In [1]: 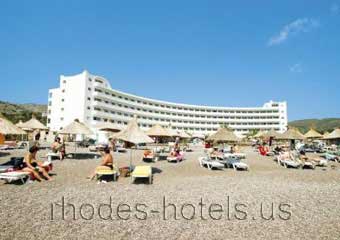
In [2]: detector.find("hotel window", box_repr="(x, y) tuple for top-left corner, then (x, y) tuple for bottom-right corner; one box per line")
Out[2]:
(88, 87), (91, 91)
(48, 101), (52, 106)
(48, 110), (51, 114)
(61, 99), (64, 102)
(63, 80), (66, 84)
(49, 92), (52, 98)
(89, 78), (92, 82)
(61, 108), (64, 111)
(47, 118), (51, 124)
(60, 117), (64, 121)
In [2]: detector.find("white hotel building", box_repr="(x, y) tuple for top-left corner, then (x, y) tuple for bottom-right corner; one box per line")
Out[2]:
(47, 70), (288, 136)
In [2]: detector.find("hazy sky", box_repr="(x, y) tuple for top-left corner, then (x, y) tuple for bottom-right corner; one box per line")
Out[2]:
(1, 0), (339, 120)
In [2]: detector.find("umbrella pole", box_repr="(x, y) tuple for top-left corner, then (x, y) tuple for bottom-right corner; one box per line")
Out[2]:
(129, 147), (133, 178)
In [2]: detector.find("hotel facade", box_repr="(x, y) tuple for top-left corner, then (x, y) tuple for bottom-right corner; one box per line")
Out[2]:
(47, 70), (288, 136)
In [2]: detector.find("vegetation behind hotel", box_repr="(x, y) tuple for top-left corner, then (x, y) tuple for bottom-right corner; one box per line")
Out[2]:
(0, 101), (47, 125)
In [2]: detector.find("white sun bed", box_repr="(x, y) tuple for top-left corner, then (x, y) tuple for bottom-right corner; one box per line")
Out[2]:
(116, 147), (127, 153)
(220, 157), (249, 171)
(167, 153), (184, 163)
(198, 157), (224, 170)
(281, 159), (301, 169)
(0, 171), (30, 184)
(223, 153), (246, 159)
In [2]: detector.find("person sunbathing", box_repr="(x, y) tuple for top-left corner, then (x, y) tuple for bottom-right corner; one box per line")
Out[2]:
(87, 147), (113, 180)
(51, 137), (66, 160)
(22, 146), (52, 181)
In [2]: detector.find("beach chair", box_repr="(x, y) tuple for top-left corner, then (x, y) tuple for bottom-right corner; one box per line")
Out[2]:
(131, 166), (152, 184)
(198, 156), (224, 170)
(142, 150), (158, 162)
(220, 157), (249, 171)
(46, 152), (61, 161)
(167, 152), (184, 163)
(116, 146), (127, 153)
(95, 166), (118, 182)
(0, 157), (25, 173)
(0, 171), (30, 184)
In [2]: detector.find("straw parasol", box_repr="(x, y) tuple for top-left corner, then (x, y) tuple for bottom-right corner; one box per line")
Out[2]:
(115, 117), (154, 145)
(0, 115), (26, 135)
(207, 128), (240, 143)
(166, 124), (180, 137)
(253, 130), (265, 138)
(17, 115), (48, 130)
(278, 128), (305, 140)
(304, 129), (322, 139)
(94, 122), (122, 132)
(146, 124), (172, 137)
(323, 129), (340, 140)
(323, 131), (330, 139)
(262, 129), (282, 139)
(178, 131), (191, 139)
(115, 116), (154, 170)
(59, 119), (93, 135)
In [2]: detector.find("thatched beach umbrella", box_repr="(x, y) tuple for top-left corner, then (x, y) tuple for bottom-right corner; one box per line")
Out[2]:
(115, 116), (154, 169)
(178, 131), (191, 139)
(59, 119), (93, 135)
(207, 128), (240, 143)
(323, 131), (330, 139)
(278, 128), (305, 140)
(253, 130), (265, 138)
(304, 129), (322, 139)
(146, 124), (172, 137)
(59, 119), (93, 151)
(0, 116), (26, 135)
(323, 129), (340, 140)
(166, 125), (180, 137)
(18, 115), (48, 130)
(262, 129), (282, 139)
(94, 122), (122, 132)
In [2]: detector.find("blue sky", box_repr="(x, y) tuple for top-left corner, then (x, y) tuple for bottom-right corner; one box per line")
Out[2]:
(1, 0), (339, 121)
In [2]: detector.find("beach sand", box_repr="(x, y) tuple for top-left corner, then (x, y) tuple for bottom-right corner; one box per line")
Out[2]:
(1, 145), (340, 240)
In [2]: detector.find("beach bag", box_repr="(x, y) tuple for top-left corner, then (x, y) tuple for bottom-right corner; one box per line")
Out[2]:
(11, 157), (25, 169)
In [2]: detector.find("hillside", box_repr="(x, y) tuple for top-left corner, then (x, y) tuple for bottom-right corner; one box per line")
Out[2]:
(0, 101), (47, 125)
(289, 118), (340, 133)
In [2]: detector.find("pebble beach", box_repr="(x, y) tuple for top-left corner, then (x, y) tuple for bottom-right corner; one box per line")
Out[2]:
(1, 145), (340, 240)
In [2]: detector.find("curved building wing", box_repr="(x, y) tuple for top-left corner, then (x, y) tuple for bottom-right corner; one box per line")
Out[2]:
(47, 70), (288, 136)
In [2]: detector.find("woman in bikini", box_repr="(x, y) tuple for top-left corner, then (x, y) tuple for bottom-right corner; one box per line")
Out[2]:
(22, 146), (52, 181)
(87, 147), (114, 180)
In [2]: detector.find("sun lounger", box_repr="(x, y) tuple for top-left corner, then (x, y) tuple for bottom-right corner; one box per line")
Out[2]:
(95, 166), (118, 182)
(300, 161), (316, 169)
(232, 162), (249, 171)
(167, 153), (184, 163)
(116, 147), (127, 153)
(220, 157), (249, 171)
(0, 171), (30, 184)
(46, 152), (61, 161)
(322, 153), (338, 162)
(314, 159), (328, 167)
(143, 155), (155, 162)
(281, 159), (301, 168)
(223, 153), (246, 159)
(0, 157), (25, 173)
(198, 157), (224, 170)
(131, 166), (152, 184)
